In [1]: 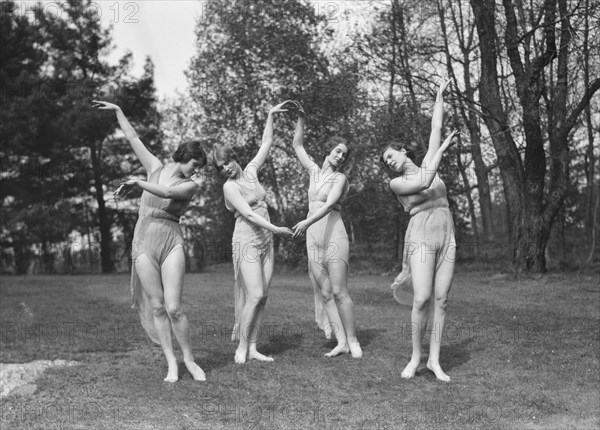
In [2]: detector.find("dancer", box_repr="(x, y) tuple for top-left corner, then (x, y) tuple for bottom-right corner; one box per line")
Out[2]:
(94, 100), (207, 382)
(289, 101), (362, 358)
(213, 101), (293, 364)
(379, 75), (459, 381)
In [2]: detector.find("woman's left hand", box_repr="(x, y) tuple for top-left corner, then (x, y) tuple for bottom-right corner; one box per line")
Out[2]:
(437, 73), (452, 97)
(114, 178), (140, 197)
(292, 219), (311, 238)
(269, 100), (291, 115)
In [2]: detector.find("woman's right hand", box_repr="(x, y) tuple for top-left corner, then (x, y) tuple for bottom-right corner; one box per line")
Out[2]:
(92, 100), (121, 111)
(275, 226), (293, 237)
(440, 129), (460, 152)
(269, 100), (291, 115)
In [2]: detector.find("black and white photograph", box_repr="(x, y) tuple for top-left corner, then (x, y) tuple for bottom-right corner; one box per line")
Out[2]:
(1, 0), (599, 428)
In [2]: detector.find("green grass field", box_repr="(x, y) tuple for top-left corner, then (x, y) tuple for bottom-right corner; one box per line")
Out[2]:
(1, 265), (599, 429)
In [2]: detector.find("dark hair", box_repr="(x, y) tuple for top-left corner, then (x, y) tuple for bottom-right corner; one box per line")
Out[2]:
(173, 140), (207, 167)
(324, 136), (351, 169)
(379, 142), (414, 169)
(211, 146), (241, 172)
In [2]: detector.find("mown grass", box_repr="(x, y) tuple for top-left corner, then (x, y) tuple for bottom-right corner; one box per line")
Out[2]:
(0, 265), (599, 429)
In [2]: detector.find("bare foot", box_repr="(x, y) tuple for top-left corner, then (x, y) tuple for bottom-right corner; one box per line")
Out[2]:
(234, 349), (247, 364)
(348, 340), (363, 358)
(184, 360), (206, 381)
(248, 350), (274, 362)
(401, 359), (420, 378)
(164, 363), (178, 382)
(324, 344), (349, 357)
(426, 361), (450, 382)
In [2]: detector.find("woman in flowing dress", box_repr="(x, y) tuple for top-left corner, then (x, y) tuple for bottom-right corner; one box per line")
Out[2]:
(213, 101), (293, 364)
(379, 76), (459, 381)
(94, 100), (207, 382)
(289, 101), (362, 358)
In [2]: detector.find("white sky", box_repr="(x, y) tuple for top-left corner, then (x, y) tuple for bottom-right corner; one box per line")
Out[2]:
(18, 1), (376, 98)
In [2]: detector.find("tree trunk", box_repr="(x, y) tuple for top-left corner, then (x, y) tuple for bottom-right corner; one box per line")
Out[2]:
(90, 142), (113, 273)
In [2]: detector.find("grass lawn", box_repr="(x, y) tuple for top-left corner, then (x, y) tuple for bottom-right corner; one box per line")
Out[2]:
(1, 264), (599, 429)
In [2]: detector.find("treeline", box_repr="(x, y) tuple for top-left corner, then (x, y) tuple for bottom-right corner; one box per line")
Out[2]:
(1, 0), (599, 275)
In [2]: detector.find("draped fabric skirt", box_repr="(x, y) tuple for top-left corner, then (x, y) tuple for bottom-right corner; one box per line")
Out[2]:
(306, 203), (349, 339)
(391, 206), (455, 308)
(130, 209), (184, 344)
(230, 204), (273, 341)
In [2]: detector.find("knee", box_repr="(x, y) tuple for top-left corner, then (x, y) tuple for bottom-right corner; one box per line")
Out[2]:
(165, 303), (184, 320)
(332, 289), (349, 304)
(413, 297), (431, 312)
(247, 292), (267, 306)
(320, 289), (334, 303)
(435, 295), (448, 312)
(149, 299), (167, 318)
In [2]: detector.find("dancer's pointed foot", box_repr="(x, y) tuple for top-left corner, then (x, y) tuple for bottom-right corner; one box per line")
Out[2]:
(248, 349), (274, 362)
(401, 358), (420, 379)
(184, 359), (206, 381)
(234, 348), (247, 364)
(348, 340), (363, 358)
(164, 363), (178, 382)
(324, 343), (349, 357)
(426, 361), (450, 382)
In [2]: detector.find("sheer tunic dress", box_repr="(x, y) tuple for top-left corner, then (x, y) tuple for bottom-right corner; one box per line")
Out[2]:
(130, 166), (193, 344)
(391, 173), (456, 307)
(224, 169), (274, 341)
(306, 171), (349, 339)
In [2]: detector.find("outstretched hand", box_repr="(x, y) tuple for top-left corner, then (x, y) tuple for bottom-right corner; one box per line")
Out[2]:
(113, 178), (140, 198)
(440, 129), (460, 152)
(92, 100), (121, 111)
(437, 73), (452, 98)
(285, 100), (305, 118)
(269, 100), (291, 115)
(276, 226), (294, 237)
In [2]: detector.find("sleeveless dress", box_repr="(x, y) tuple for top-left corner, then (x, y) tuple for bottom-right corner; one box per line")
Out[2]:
(306, 170), (349, 339)
(225, 169), (273, 341)
(391, 173), (456, 307)
(130, 166), (193, 344)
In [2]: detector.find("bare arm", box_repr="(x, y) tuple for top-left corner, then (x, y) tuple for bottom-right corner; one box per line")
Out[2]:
(390, 130), (459, 196)
(223, 182), (292, 236)
(422, 75), (451, 168)
(293, 174), (348, 237)
(292, 115), (319, 174)
(247, 101), (290, 176)
(93, 100), (161, 175)
(115, 178), (197, 200)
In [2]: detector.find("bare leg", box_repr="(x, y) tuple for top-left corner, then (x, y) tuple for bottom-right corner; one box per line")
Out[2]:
(401, 249), (435, 378)
(309, 259), (349, 357)
(329, 259), (362, 358)
(236, 255), (269, 364)
(426, 244), (455, 382)
(248, 248), (274, 362)
(134, 254), (178, 382)
(161, 247), (205, 381)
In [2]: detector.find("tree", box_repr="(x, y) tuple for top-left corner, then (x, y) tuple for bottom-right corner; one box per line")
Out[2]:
(469, 0), (600, 272)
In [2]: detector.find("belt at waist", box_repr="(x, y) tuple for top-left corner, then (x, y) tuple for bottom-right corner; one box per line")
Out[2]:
(409, 200), (449, 217)
(138, 206), (180, 222)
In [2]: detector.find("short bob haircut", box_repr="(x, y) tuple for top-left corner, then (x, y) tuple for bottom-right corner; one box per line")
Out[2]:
(173, 140), (208, 167)
(211, 146), (241, 172)
(324, 136), (351, 169)
(379, 142), (415, 170)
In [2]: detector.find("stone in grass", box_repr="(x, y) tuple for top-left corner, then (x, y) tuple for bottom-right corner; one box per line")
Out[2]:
(0, 359), (79, 397)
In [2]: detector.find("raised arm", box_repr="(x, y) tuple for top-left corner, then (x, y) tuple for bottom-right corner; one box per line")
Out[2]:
(223, 182), (292, 236)
(247, 101), (290, 176)
(292, 104), (318, 173)
(93, 101), (161, 175)
(293, 174), (348, 238)
(115, 178), (197, 201)
(390, 130), (459, 196)
(422, 75), (451, 168)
